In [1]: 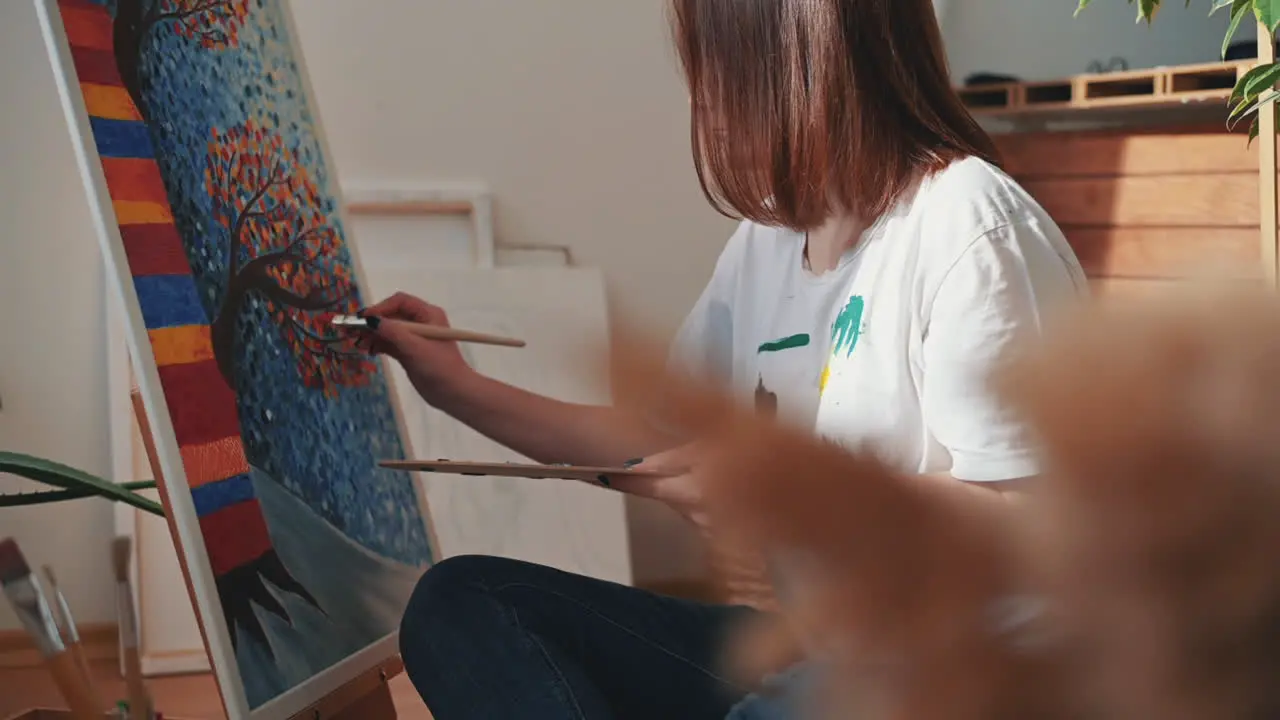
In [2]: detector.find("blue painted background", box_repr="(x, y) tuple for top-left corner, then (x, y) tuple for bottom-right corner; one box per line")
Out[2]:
(120, 0), (433, 566)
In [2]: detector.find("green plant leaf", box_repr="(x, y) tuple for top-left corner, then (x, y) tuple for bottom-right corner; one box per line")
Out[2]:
(1257, 0), (1280, 31)
(1233, 87), (1280, 122)
(1210, 0), (1237, 12)
(0, 481), (158, 509)
(1224, 0), (1253, 57)
(1139, 0), (1161, 21)
(1231, 62), (1280, 104)
(1074, 0), (1093, 17)
(0, 451), (165, 516)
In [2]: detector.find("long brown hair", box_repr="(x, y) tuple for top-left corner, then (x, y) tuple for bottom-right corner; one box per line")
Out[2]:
(669, 0), (1000, 231)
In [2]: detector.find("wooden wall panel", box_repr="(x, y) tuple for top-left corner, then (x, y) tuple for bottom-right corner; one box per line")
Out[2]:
(1067, 228), (1261, 279)
(995, 126), (1263, 290)
(1089, 276), (1264, 301)
(1021, 174), (1257, 227)
(1000, 130), (1256, 179)
(1089, 277), (1178, 301)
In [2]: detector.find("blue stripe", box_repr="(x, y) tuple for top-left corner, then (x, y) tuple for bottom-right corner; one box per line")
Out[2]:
(132, 275), (209, 328)
(191, 473), (256, 517)
(90, 117), (154, 158)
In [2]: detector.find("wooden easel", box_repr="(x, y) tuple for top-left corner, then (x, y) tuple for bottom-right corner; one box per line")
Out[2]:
(128, 390), (402, 720)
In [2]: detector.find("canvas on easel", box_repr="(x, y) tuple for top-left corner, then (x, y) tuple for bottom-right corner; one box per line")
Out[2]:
(33, 1), (440, 718)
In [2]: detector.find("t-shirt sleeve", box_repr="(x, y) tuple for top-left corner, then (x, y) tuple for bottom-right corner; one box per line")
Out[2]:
(665, 221), (746, 386)
(921, 221), (1081, 483)
(650, 222), (747, 437)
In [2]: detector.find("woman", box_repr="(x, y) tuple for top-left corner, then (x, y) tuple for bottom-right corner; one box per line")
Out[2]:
(363, 0), (1087, 718)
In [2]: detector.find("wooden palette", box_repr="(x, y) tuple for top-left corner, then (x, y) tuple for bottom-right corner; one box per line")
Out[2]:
(379, 459), (669, 485)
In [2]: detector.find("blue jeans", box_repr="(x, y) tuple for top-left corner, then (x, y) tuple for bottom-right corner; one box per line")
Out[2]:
(398, 555), (765, 720)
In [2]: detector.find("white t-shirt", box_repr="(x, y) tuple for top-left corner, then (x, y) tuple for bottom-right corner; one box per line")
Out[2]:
(667, 156), (1087, 482)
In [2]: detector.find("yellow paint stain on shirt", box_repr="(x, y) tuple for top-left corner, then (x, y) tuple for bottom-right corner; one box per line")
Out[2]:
(819, 363), (831, 394)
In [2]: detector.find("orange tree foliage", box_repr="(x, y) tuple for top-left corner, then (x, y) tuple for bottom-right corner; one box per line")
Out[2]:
(160, 0), (251, 50)
(204, 117), (375, 397)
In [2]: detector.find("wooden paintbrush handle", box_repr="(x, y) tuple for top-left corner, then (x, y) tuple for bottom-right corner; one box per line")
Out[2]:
(45, 650), (106, 720)
(391, 318), (526, 348)
(422, 325), (526, 348)
(123, 646), (152, 718)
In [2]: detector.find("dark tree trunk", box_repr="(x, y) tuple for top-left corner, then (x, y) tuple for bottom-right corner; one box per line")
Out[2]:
(209, 257), (280, 388)
(112, 0), (153, 119)
(210, 271), (251, 387)
(209, 253), (340, 388)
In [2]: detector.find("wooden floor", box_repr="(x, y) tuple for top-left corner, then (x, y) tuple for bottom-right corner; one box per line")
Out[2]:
(0, 659), (433, 719)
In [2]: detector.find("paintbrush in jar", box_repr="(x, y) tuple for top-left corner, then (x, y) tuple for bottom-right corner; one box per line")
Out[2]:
(42, 564), (96, 697)
(0, 537), (107, 720)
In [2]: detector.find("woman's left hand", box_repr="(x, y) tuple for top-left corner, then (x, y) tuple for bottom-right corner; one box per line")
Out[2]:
(608, 443), (711, 528)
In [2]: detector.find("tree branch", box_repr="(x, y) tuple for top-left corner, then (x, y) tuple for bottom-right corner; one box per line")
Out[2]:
(227, 159), (288, 281)
(155, 0), (233, 25)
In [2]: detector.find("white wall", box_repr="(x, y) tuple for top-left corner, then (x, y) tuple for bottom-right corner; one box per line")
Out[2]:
(0, 0), (1253, 631)
(944, 0), (1254, 83)
(0, 1), (117, 629)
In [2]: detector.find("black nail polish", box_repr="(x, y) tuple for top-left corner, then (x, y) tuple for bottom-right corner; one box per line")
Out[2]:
(596, 474), (611, 487)
(622, 458), (643, 469)
(364, 316), (382, 330)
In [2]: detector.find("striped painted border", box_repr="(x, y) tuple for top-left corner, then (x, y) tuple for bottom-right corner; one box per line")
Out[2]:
(58, 0), (271, 578)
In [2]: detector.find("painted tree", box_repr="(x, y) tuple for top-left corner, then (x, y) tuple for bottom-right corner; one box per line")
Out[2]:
(204, 117), (375, 397)
(113, 0), (251, 117)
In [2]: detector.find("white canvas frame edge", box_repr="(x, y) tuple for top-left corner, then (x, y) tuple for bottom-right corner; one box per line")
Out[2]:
(31, 1), (250, 716)
(32, 1), (440, 718)
(342, 180), (496, 269)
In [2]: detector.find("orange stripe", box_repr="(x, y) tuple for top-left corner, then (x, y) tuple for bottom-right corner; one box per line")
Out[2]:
(113, 200), (173, 225)
(181, 437), (251, 489)
(148, 325), (214, 367)
(80, 83), (142, 121)
(60, 6), (114, 52)
(102, 158), (169, 205)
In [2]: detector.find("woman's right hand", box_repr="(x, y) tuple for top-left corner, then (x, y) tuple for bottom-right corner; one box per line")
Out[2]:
(361, 292), (477, 404)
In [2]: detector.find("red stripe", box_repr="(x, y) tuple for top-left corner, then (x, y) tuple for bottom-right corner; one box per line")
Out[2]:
(120, 224), (192, 276)
(60, 5), (114, 52)
(199, 500), (272, 576)
(69, 46), (123, 87)
(158, 361), (242, 446)
(102, 157), (170, 204)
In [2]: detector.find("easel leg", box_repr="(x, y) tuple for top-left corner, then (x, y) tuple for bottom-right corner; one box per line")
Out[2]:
(330, 682), (396, 720)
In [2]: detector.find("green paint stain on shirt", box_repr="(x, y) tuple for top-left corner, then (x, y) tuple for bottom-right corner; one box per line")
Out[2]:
(831, 296), (865, 357)
(757, 333), (811, 353)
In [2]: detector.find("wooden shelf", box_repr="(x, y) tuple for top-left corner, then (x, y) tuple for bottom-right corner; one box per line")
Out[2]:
(959, 60), (1255, 117)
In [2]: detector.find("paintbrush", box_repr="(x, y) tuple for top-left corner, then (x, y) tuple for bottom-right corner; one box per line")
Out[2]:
(42, 564), (95, 697)
(331, 314), (526, 348)
(113, 536), (153, 720)
(0, 537), (106, 719)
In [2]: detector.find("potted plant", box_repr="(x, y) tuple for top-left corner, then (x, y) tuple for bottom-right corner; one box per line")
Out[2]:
(1076, 0), (1280, 141)
(0, 451), (164, 516)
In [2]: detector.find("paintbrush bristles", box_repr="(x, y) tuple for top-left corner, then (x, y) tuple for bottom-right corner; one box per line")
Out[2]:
(111, 537), (131, 584)
(0, 537), (31, 585)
